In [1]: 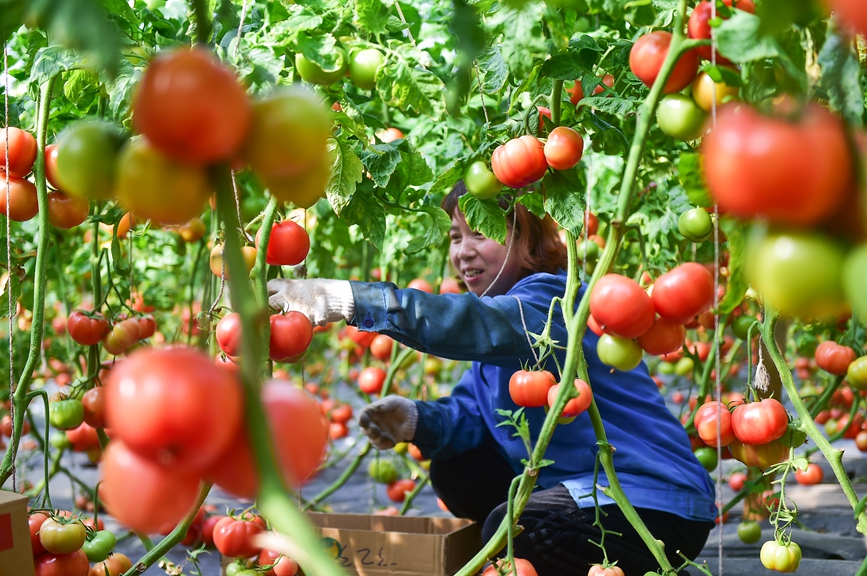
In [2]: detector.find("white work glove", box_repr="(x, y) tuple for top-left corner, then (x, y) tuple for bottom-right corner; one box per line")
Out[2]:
(267, 278), (355, 327)
(358, 396), (419, 450)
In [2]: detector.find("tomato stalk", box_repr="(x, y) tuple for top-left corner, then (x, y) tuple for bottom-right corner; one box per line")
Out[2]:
(550, 79), (563, 127)
(761, 305), (867, 536)
(398, 474), (430, 515)
(307, 443), (372, 508)
(0, 75), (57, 487)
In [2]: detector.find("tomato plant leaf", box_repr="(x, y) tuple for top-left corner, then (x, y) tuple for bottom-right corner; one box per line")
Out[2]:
(343, 186), (387, 250)
(104, 58), (141, 119)
(327, 133), (365, 216)
(30, 46), (79, 86)
(578, 95), (638, 116)
(376, 58), (446, 118)
(406, 206), (451, 253)
(100, 0), (139, 27)
(296, 32), (343, 72)
(477, 48), (508, 94)
(62, 69), (99, 104)
(543, 169), (586, 234)
(459, 194), (507, 244)
(0, 271), (20, 320)
(818, 26), (863, 128)
(429, 164), (464, 198)
(676, 153), (711, 208)
(272, 6), (323, 36)
(719, 218), (748, 314)
(518, 190), (546, 220)
(489, 4), (547, 80)
(716, 11), (780, 63)
(361, 142), (402, 188)
(355, 0), (391, 36)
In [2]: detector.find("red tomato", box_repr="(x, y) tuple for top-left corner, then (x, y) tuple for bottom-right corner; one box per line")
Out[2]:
(702, 103), (851, 226)
(439, 277), (461, 294)
(490, 135), (549, 189)
(30, 511), (50, 555)
(589, 274), (655, 338)
(650, 263), (714, 324)
(81, 387), (107, 429)
(330, 405), (356, 428)
(386, 478), (416, 503)
(329, 421), (349, 439)
(855, 430), (867, 452)
(833, 0), (867, 37)
(66, 422), (99, 452)
(137, 315), (156, 339)
(587, 313), (604, 336)
(270, 312), (313, 361)
(111, 318), (142, 349)
(0, 127), (37, 177)
(537, 106), (552, 126)
(216, 312), (242, 356)
(408, 278), (434, 293)
(509, 370), (556, 408)
(814, 341), (856, 376)
(359, 367), (387, 395)
(47, 191), (89, 229)
(544, 126), (584, 171)
(728, 471), (747, 491)
(257, 220), (310, 266)
(548, 379), (592, 418)
(731, 398), (788, 445)
(213, 515), (265, 559)
(100, 440), (201, 534)
(584, 211), (599, 237)
(89, 552), (134, 576)
(258, 549), (300, 576)
(67, 311), (110, 346)
(369, 334), (394, 361)
(637, 317), (686, 356)
(795, 462), (824, 485)
(483, 558), (539, 576)
(133, 46), (251, 164)
(565, 81), (583, 105)
(35, 550), (89, 576)
(588, 565), (625, 576)
(105, 347), (243, 473)
(694, 401), (735, 447)
(729, 438), (788, 469)
(836, 413), (864, 439)
(629, 31), (699, 93)
(44, 143), (63, 189)
(688, 0), (756, 63)
(0, 176), (38, 221)
(346, 325), (377, 348)
(376, 127), (404, 143)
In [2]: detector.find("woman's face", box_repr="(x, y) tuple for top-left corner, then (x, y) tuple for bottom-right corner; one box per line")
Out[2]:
(449, 212), (522, 297)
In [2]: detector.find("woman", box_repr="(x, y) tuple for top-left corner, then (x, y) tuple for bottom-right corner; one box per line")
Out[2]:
(268, 183), (715, 575)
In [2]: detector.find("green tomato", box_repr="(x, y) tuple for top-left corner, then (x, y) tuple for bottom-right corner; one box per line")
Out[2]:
(50, 431), (73, 450)
(349, 49), (385, 90)
(677, 208), (713, 242)
(760, 540), (801, 573)
(82, 530), (117, 562)
(464, 161), (502, 199)
(393, 442), (408, 455)
(747, 230), (847, 320)
(656, 94), (708, 141)
(656, 361), (676, 375)
(49, 399), (85, 431)
(295, 48), (347, 86)
(843, 244), (867, 320)
(368, 459), (398, 484)
(693, 447), (718, 471)
(596, 334), (643, 372)
(576, 239), (600, 263)
(847, 356), (867, 390)
(145, 0), (165, 9)
(674, 357), (694, 376)
(225, 563), (252, 576)
(55, 120), (125, 200)
(737, 521), (762, 544)
(731, 315), (756, 340)
(825, 419), (838, 436)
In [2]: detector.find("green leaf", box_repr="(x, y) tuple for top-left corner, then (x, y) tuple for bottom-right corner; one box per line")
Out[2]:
(355, 0), (391, 36)
(274, 7), (323, 34)
(111, 232), (131, 276)
(716, 11), (780, 62)
(0, 271), (20, 320)
(406, 206), (450, 253)
(518, 190), (546, 219)
(296, 33), (343, 72)
(677, 153), (712, 207)
(719, 218), (748, 315)
(818, 25), (863, 128)
(343, 186), (387, 250)
(100, 0), (139, 26)
(62, 69), (99, 103)
(490, 4), (547, 80)
(361, 142), (402, 188)
(429, 164), (464, 198)
(625, 0), (656, 26)
(477, 48), (508, 94)
(326, 133), (365, 216)
(104, 58), (141, 119)
(30, 46), (79, 86)
(542, 170), (585, 233)
(459, 194), (507, 244)
(376, 59), (446, 118)
(578, 96), (639, 116)
(540, 53), (586, 80)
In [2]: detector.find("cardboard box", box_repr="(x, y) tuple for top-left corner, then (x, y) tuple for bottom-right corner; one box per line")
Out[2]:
(0, 490), (34, 576)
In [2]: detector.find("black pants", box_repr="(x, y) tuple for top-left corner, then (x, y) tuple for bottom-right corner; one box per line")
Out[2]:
(429, 446), (714, 576)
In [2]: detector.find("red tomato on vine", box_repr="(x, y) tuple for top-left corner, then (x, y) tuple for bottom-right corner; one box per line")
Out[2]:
(0, 127), (37, 177)
(270, 312), (314, 361)
(257, 220), (310, 266)
(731, 398), (788, 445)
(629, 31), (699, 93)
(213, 515), (266, 559)
(589, 274), (655, 339)
(509, 370), (556, 408)
(814, 341), (856, 376)
(687, 0), (756, 63)
(490, 135), (548, 189)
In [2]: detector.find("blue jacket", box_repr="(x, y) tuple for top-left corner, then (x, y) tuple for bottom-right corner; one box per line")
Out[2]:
(350, 271), (716, 522)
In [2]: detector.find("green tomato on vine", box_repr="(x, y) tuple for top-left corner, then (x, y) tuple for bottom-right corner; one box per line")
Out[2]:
(464, 161), (502, 199)
(678, 208), (713, 242)
(349, 48), (385, 90)
(295, 47), (347, 86)
(737, 521), (761, 544)
(656, 94), (707, 141)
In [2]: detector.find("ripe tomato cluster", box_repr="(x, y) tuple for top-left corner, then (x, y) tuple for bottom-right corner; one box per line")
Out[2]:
(29, 509), (126, 576)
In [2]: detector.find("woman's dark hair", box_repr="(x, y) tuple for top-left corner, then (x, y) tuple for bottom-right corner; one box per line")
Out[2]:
(441, 181), (568, 278)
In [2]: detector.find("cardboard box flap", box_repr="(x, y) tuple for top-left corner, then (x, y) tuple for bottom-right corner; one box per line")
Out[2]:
(309, 513), (474, 536)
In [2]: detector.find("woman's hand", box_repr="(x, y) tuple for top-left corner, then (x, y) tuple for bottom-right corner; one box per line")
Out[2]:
(358, 396), (419, 450)
(266, 278), (355, 326)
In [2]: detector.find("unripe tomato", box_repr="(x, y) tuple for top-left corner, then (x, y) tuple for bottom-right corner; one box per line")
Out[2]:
(728, 438), (787, 469)
(678, 208), (713, 242)
(210, 243), (258, 279)
(133, 46), (251, 164)
(509, 369), (556, 408)
(656, 95), (707, 141)
(55, 120), (124, 200)
(257, 220), (310, 266)
(688, 0), (756, 63)
(295, 48), (347, 86)
(737, 521), (762, 544)
(49, 399), (85, 431)
(843, 244), (867, 319)
(262, 149), (331, 209)
(694, 446), (718, 471)
(177, 217), (206, 242)
(368, 460), (399, 484)
(589, 274), (655, 339)
(464, 161), (502, 199)
(490, 135), (548, 189)
(760, 540), (801, 573)
(691, 71), (739, 113)
(596, 335), (643, 371)
(0, 176), (38, 222)
(543, 126), (584, 171)
(629, 32), (699, 93)
(0, 126), (37, 177)
(47, 191), (90, 229)
(349, 49), (385, 90)
(847, 356), (867, 390)
(39, 517), (86, 554)
(814, 341), (856, 375)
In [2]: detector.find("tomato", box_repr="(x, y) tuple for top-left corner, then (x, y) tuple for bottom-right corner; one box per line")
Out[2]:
(205, 380), (328, 496)
(295, 47), (347, 86)
(760, 540), (801, 573)
(210, 243), (258, 279)
(213, 515), (265, 559)
(565, 80), (584, 105)
(694, 401), (735, 447)
(548, 379), (592, 417)
(88, 552), (133, 576)
(55, 120), (124, 200)
(80, 387), (106, 429)
(258, 549), (300, 576)
(637, 317), (685, 356)
(677, 207), (713, 243)
(39, 517), (86, 554)
(350, 48), (385, 90)
(651, 263), (714, 324)
(596, 334), (643, 371)
(731, 315), (756, 340)
(137, 315), (156, 339)
(201, 515), (222, 548)
(116, 139), (210, 225)
(359, 366), (387, 394)
(731, 398), (788, 446)
(833, 0), (867, 36)
(688, 0), (756, 63)
(702, 103), (851, 226)
(257, 220), (310, 266)
(408, 278), (433, 293)
(490, 135), (549, 189)
(747, 230), (846, 320)
(386, 478), (416, 503)
(66, 422), (99, 452)
(0, 176), (38, 221)
(35, 550), (89, 576)
(464, 161), (502, 199)
(629, 32), (699, 93)
(728, 471), (747, 491)
(728, 438), (788, 469)
(81, 530), (116, 562)
(543, 126), (584, 171)
(376, 127), (404, 143)
(243, 86), (331, 178)
(369, 459), (399, 484)
(46, 191), (89, 229)
(370, 334), (394, 361)
(509, 370), (556, 408)
(261, 149), (330, 208)
(106, 347), (243, 473)
(691, 71), (739, 113)
(855, 429), (867, 452)
(270, 312), (314, 361)
(216, 312), (242, 356)
(587, 565), (624, 576)
(795, 462), (823, 485)
(694, 446), (718, 471)
(44, 142), (62, 189)
(30, 511), (49, 555)
(590, 274), (655, 338)
(843, 244), (867, 318)
(49, 399), (85, 431)
(656, 94), (707, 141)
(847, 356), (867, 390)
(0, 126), (37, 177)
(133, 46), (250, 164)
(111, 318), (142, 349)
(814, 341), (856, 375)
(66, 311), (109, 346)
(346, 325), (377, 348)
(175, 217), (206, 243)
(737, 521), (762, 544)
(483, 558), (539, 576)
